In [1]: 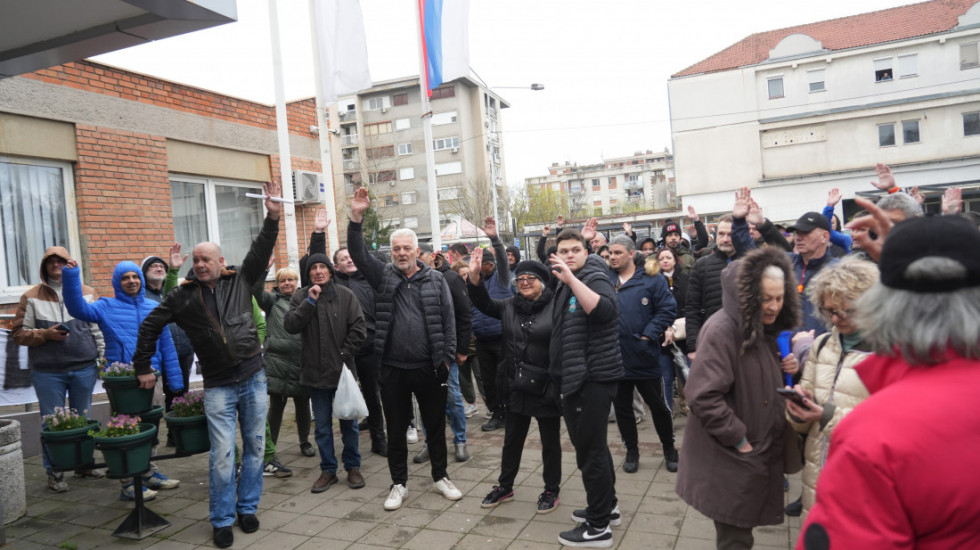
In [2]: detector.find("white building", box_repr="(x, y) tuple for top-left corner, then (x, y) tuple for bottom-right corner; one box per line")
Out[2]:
(668, 0), (980, 221)
(328, 75), (508, 242)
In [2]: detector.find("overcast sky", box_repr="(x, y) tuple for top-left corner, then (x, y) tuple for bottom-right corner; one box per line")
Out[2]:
(92, 0), (909, 187)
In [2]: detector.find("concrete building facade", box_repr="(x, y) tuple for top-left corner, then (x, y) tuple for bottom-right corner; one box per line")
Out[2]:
(668, 0), (980, 221)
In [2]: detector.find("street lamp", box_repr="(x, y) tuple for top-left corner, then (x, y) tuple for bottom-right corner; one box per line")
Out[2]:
(491, 83), (545, 91)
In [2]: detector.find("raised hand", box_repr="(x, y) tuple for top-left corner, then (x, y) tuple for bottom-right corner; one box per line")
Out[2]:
(732, 187), (752, 219)
(845, 197), (894, 262)
(581, 218), (598, 243)
(556, 215), (565, 228)
(351, 187), (370, 222)
(827, 188), (843, 207)
(264, 181), (282, 220)
(622, 222), (632, 234)
(169, 243), (187, 269)
(308, 284), (321, 301)
(549, 253), (574, 285)
(65, 259), (78, 269)
(942, 187), (963, 215)
(871, 163), (896, 191)
(314, 208), (330, 232)
(687, 205), (699, 222)
(542, 224), (551, 238)
(482, 216), (498, 239)
(468, 247), (484, 285)
(746, 199), (765, 226)
(909, 186), (925, 205)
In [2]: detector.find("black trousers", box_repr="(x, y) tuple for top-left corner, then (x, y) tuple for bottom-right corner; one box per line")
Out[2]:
(563, 381), (617, 528)
(714, 521), (754, 549)
(163, 353), (194, 411)
(498, 412), (561, 492)
(613, 378), (675, 450)
(268, 393), (311, 445)
(380, 364), (448, 485)
(355, 351), (385, 444)
(475, 337), (505, 420)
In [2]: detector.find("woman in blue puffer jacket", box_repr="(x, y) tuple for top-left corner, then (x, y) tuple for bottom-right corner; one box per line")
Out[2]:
(62, 259), (183, 500)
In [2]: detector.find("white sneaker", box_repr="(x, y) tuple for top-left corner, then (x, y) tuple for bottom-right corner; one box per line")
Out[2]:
(433, 477), (463, 501)
(464, 403), (478, 418)
(384, 484), (408, 511)
(406, 426), (419, 444)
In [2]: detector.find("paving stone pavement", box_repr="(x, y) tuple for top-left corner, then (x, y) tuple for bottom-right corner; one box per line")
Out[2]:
(4, 403), (802, 549)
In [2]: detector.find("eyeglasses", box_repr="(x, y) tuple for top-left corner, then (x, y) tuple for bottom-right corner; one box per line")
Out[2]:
(819, 307), (854, 319)
(515, 276), (539, 285)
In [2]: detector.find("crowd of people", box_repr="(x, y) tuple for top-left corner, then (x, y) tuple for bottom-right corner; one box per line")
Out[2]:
(10, 164), (980, 549)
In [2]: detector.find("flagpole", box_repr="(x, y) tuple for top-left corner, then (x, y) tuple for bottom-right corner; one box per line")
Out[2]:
(268, 0), (300, 269)
(415, 0), (442, 250)
(308, 0), (341, 253)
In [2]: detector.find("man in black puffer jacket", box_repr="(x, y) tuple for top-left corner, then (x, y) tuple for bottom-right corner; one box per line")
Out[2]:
(548, 228), (623, 548)
(685, 215), (738, 359)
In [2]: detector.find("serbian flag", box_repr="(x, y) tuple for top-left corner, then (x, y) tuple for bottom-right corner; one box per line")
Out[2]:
(315, 0), (373, 104)
(418, 0), (470, 93)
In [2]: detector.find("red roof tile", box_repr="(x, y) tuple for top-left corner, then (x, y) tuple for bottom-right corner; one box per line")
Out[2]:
(672, 0), (979, 77)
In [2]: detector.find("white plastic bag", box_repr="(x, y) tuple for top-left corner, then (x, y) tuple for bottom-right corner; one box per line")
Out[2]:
(333, 364), (369, 420)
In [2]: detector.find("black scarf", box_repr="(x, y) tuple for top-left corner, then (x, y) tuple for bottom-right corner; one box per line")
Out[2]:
(513, 286), (554, 317)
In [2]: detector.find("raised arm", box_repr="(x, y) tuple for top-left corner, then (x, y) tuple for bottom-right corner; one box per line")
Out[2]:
(239, 182), (282, 288)
(346, 187), (386, 290)
(731, 188), (758, 257)
(482, 216), (512, 289)
(61, 262), (103, 324)
(688, 206), (709, 250)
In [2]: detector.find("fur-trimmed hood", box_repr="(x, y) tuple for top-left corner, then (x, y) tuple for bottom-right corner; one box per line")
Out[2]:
(720, 247), (800, 353)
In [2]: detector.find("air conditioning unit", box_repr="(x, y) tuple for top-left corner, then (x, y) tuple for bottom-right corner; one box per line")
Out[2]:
(291, 170), (322, 204)
(339, 111), (347, 120)
(451, 147), (459, 154)
(381, 107), (389, 114)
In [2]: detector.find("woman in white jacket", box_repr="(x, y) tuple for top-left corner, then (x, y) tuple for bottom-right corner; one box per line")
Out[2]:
(786, 256), (880, 522)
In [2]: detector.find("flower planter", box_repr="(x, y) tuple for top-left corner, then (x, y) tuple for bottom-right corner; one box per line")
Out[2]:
(164, 413), (209, 455)
(102, 373), (159, 415)
(95, 424), (157, 478)
(40, 420), (99, 471)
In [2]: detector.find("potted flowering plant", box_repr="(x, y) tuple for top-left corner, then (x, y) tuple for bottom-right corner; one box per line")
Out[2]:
(165, 391), (209, 455)
(39, 407), (99, 470)
(99, 360), (158, 415)
(94, 414), (157, 477)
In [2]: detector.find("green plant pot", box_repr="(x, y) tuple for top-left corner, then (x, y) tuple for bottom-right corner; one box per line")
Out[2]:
(40, 420), (99, 471)
(164, 412), (210, 455)
(95, 424), (157, 478)
(102, 372), (159, 415)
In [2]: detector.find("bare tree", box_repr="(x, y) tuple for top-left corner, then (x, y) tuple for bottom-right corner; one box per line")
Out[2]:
(511, 182), (569, 233)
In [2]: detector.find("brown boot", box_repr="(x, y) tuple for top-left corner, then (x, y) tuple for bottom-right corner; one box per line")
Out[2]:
(347, 468), (365, 489)
(311, 471), (337, 493)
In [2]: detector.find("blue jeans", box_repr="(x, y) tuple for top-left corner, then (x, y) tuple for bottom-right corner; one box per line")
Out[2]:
(421, 362), (467, 444)
(309, 387), (360, 474)
(658, 352), (676, 411)
(204, 370), (268, 528)
(32, 366), (98, 474)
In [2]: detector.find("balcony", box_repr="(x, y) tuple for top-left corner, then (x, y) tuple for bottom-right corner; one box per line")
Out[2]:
(341, 134), (359, 147)
(343, 159), (360, 171)
(626, 191), (644, 203)
(625, 179), (643, 190)
(568, 185), (584, 195)
(339, 110), (357, 123)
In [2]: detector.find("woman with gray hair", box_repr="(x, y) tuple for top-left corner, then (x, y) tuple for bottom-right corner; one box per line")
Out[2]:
(784, 256), (879, 522)
(801, 214), (980, 550)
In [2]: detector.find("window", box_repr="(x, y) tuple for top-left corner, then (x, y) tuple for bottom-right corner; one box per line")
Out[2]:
(383, 195), (399, 207)
(964, 112), (980, 136)
(902, 120), (920, 144)
(369, 171), (396, 184)
(364, 121), (392, 135)
(393, 93), (408, 106)
(401, 191), (417, 204)
(438, 187), (460, 200)
(366, 145), (394, 160)
(898, 54), (918, 77)
(609, 176), (617, 187)
(961, 42), (979, 70)
(593, 200), (603, 206)
(435, 161), (462, 176)
(432, 136), (460, 151)
(874, 58), (893, 82)
(432, 111), (458, 126)
(397, 143), (413, 155)
(609, 198), (618, 205)
(170, 176), (263, 268)
(767, 77), (784, 99)
(0, 158), (78, 294)
(878, 123), (896, 147)
(430, 86), (455, 100)
(808, 69), (826, 92)
(388, 218), (401, 228)
(591, 178), (600, 190)
(364, 96), (390, 111)
(399, 167), (415, 180)
(395, 118), (410, 131)
(403, 217), (419, 229)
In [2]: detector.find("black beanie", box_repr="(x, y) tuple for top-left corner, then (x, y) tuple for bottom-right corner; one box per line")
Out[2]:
(879, 215), (980, 292)
(141, 256), (168, 277)
(306, 253), (335, 279)
(661, 221), (681, 241)
(514, 260), (550, 284)
(506, 246), (521, 263)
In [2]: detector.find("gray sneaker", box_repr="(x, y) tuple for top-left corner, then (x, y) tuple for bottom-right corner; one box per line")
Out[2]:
(263, 457), (293, 478)
(455, 442), (470, 462)
(413, 443), (430, 463)
(48, 473), (68, 493)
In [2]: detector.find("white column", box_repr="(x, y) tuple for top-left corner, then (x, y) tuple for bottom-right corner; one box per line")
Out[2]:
(307, 0), (341, 253)
(268, 0), (299, 268)
(416, 6), (441, 249)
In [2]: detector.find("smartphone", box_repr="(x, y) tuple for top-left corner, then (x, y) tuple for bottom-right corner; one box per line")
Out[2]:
(55, 324), (71, 334)
(776, 387), (805, 406)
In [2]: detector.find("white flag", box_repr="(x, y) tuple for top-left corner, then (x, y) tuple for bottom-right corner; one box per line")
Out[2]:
(315, 0), (372, 104)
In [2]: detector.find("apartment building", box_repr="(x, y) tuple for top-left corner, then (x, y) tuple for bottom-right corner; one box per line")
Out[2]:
(668, 0), (980, 221)
(328, 76), (508, 242)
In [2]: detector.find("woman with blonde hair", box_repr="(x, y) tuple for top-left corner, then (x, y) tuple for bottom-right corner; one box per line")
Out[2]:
(785, 256), (880, 521)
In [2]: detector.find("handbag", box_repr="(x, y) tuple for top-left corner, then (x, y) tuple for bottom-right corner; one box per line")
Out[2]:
(671, 318), (687, 341)
(511, 361), (550, 396)
(333, 364), (369, 420)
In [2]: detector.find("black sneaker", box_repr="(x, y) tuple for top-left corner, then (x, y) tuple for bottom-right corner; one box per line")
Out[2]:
(558, 522), (613, 548)
(537, 491), (560, 514)
(481, 485), (514, 508)
(664, 447), (679, 473)
(481, 417), (505, 432)
(237, 513), (259, 533)
(571, 504), (621, 527)
(300, 442), (316, 457)
(213, 526), (234, 548)
(622, 448), (639, 473)
(371, 440), (389, 457)
(785, 496), (803, 517)
(263, 458), (293, 478)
